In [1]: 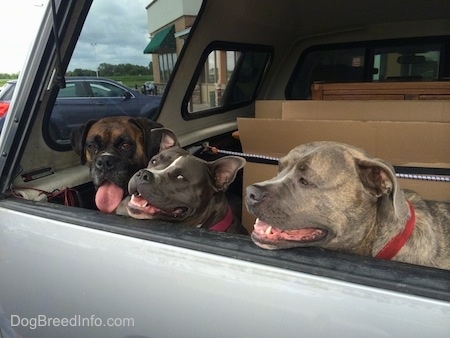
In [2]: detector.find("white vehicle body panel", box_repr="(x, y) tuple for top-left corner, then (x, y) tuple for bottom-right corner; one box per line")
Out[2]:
(1, 205), (449, 338)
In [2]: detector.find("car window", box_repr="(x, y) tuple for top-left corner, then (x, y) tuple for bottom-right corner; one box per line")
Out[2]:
(373, 44), (441, 81)
(88, 81), (128, 98)
(0, 82), (16, 101)
(58, 82), (86, 98)
(42, 0), (173, 150)
(286, 36), (450, 99)
(287, 47), (365, 99)
(0, 82), (17, 119)
(185, 44), (272, 116)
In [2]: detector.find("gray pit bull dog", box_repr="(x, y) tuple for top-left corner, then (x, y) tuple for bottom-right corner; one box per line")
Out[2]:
(125, 147), (247, 233)
(245, 141), (450, 270)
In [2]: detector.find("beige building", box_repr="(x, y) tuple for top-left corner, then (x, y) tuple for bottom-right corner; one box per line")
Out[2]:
(144, 0), (202, 91)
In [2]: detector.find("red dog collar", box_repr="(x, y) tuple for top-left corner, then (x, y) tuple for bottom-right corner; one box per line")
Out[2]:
(210, 207), (233, 232)
(375, 201), (416, 260)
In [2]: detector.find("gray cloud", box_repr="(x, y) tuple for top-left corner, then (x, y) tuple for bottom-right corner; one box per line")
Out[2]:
(68, 0), (152, 71)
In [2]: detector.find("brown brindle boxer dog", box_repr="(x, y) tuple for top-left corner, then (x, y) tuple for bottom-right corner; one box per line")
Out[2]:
(70, 116), (178, 214)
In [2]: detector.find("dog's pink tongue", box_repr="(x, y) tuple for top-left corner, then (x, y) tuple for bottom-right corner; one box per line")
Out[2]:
(95, 181), (124, 213)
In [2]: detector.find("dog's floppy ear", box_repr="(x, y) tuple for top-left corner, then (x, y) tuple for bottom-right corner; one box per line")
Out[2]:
(129, 118), (179, 159)
(356, 157), (409, 220)
(208, 156), (246, 192)
(70, 119), (98, 165)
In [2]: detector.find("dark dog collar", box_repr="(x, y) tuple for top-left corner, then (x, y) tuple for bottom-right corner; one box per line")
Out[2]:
(375, 201), (416, 260)
(209, 207), (233, 232)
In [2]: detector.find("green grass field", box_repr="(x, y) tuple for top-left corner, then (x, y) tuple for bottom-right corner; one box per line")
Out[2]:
(108, 75), (153, 89)
(0, 78), (15, 87)
(1, 75), (153, 90)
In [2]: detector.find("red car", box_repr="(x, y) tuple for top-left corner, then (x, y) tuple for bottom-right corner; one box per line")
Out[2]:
(0, 79), (16, 118)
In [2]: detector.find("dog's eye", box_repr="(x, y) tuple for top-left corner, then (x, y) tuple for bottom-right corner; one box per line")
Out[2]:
(176, 174), (185, 180)
(299, 177), (309, 186)
(121, 142), (132, 150)
(149, 159), (157, 166)
(87, 143), (98, 152)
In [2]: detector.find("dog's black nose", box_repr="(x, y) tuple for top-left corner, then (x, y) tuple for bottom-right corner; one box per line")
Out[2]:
(135, 169), (154, 183)
(246, 184), (266, 206)
(95, 155), (119, 171)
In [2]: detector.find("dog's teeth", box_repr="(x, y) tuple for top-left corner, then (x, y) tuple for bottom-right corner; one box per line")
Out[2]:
(265, 226), (272, 235)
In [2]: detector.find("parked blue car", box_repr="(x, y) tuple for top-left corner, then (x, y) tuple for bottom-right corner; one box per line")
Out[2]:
(0, 77), (161, 141)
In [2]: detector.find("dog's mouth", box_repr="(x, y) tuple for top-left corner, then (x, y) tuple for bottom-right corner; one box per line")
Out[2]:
(251, 218), (328, 250)
(126, 193), (188, 220)
(95, 180), (125, 214)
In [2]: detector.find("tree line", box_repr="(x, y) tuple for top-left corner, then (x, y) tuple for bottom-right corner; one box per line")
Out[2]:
(0, 73), (19, 79)
(67, 62), (153, 77)
(1, 63), (153, 79)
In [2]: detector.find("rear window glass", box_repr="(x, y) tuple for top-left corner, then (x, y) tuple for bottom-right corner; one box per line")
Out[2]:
(373, 44), (441, 81)
(286, 37), (450, 99)
(287, 47), (365, 99)
(58, 82), (84, 98)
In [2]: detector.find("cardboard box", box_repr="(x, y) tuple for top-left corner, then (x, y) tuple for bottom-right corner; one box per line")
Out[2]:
(239, 100), (450, 232)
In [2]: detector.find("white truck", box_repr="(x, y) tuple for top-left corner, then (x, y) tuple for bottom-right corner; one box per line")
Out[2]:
(0, 1), (449, 337)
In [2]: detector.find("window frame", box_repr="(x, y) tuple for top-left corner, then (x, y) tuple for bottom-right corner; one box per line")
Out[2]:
(181, 41), (273, 120)
(286, 36), (450, 99)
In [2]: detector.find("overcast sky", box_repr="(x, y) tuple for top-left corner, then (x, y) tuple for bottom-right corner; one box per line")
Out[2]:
(0, 0), (152, 74)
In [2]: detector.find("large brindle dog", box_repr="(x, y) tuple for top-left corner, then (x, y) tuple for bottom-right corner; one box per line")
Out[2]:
(70, 116), (178, 214)
(245, 141), (450, 270)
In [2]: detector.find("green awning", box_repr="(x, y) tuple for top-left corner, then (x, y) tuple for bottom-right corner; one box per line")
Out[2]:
(143, 25), (175, 54)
